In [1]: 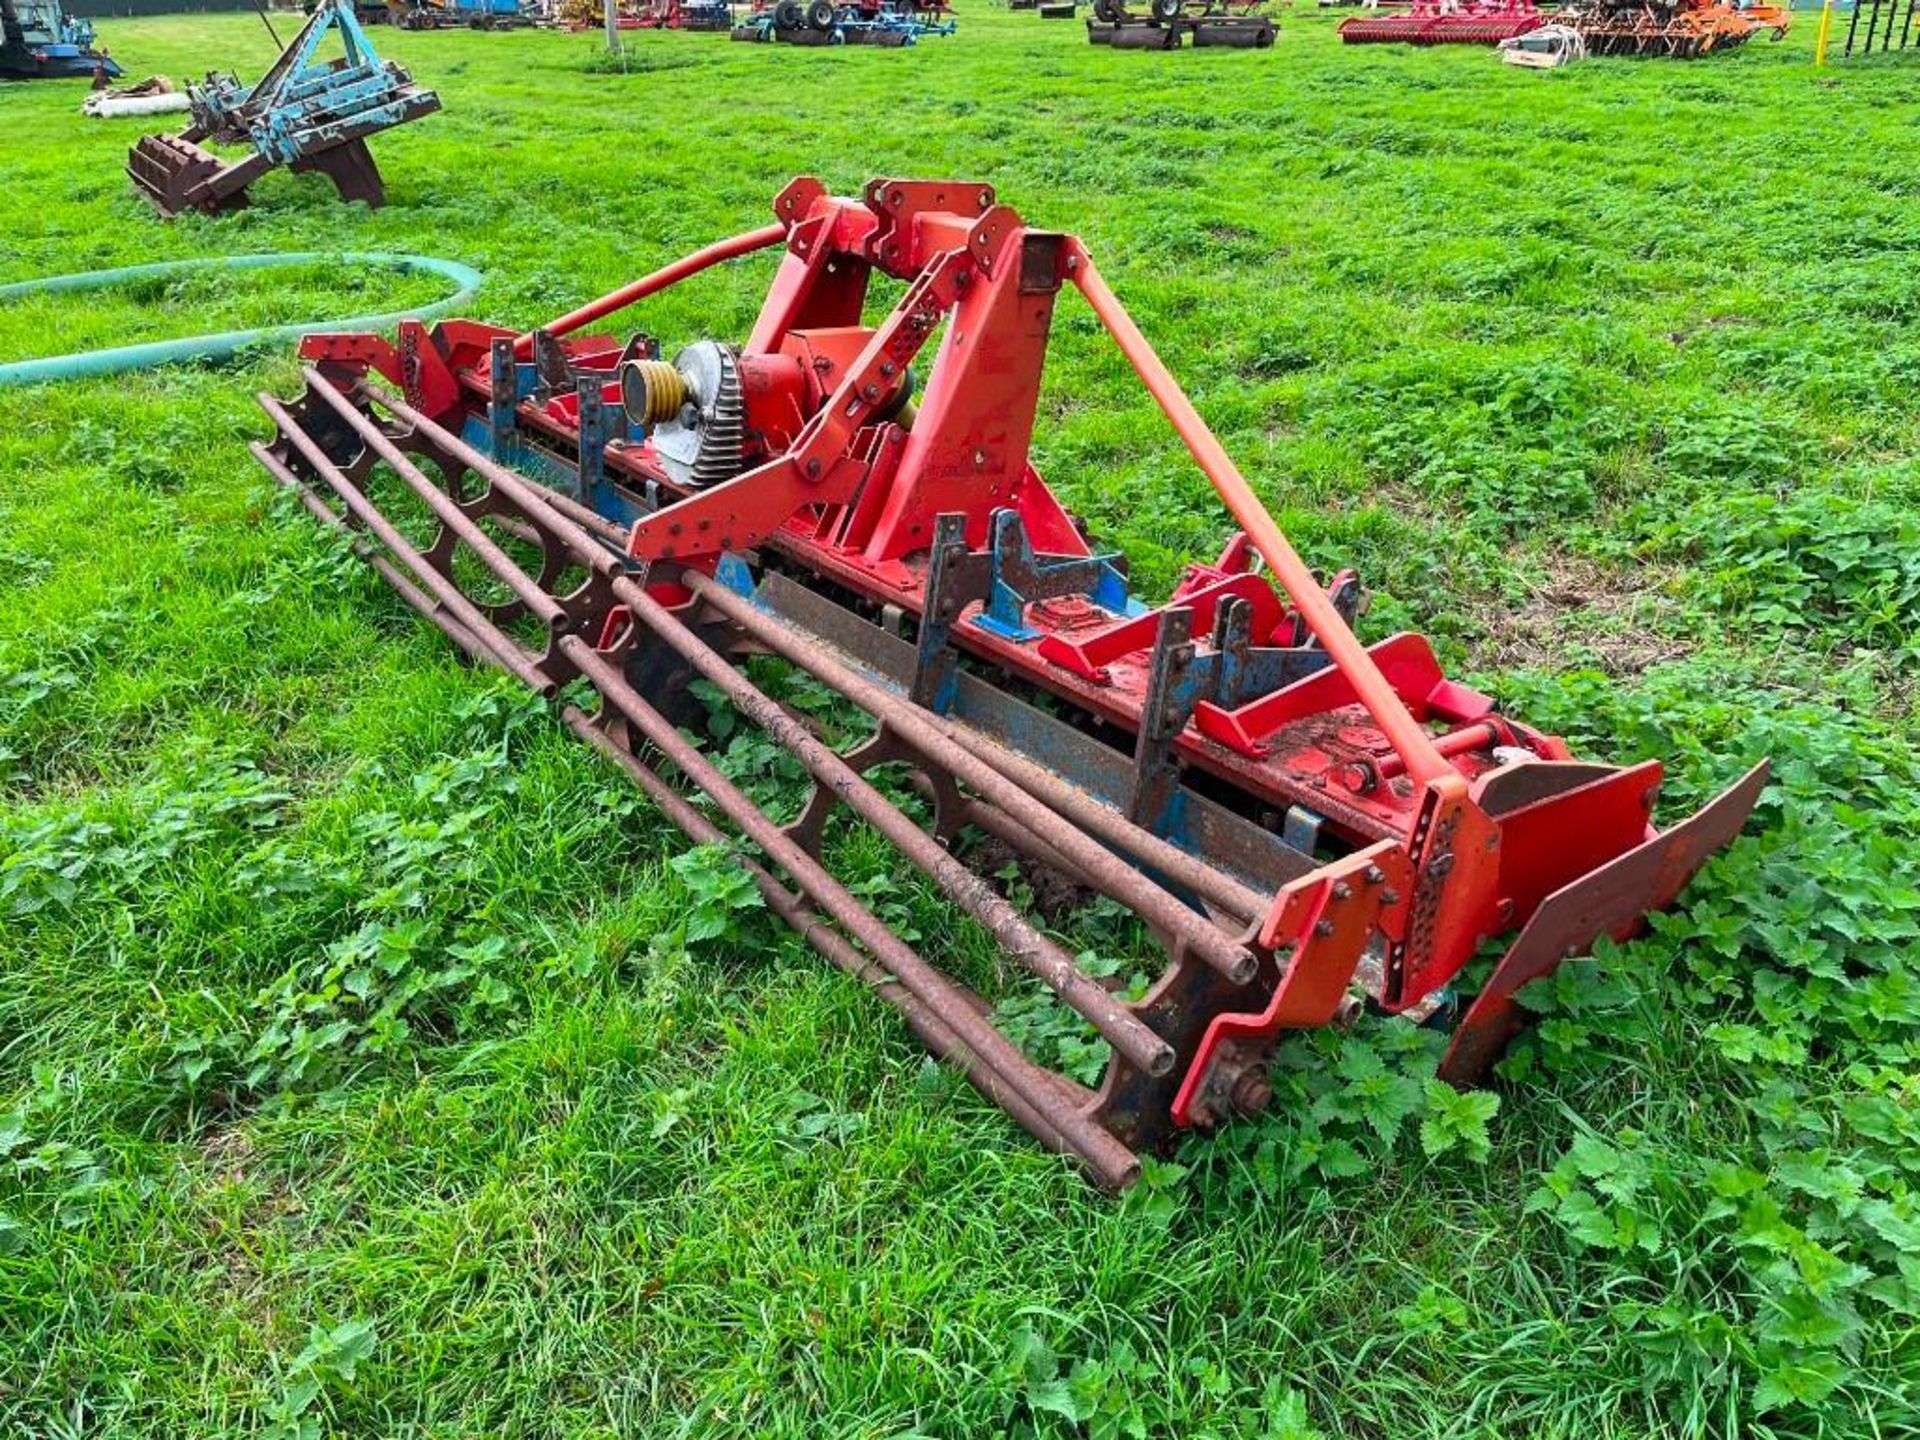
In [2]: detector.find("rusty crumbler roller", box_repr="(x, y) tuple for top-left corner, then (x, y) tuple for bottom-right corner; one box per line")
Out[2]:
(251, 178), (1767, 1191)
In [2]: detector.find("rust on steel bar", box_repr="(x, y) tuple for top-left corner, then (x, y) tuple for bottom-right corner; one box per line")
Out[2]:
(253, 441), (492, 662)
(300, 370), (569, 632)
(522, 479), (633, 550)
(933, 721), (1266, 927)
(1066, 242), (1451, 791)
(682, 571), (1260, 984)
(365, 383), (635, 583)
(603, 589), (1175, 1078)
(256, 393), (558, 697)
(369, 381), (1247, 1002)
(928, 785), (1116, 908)
(558, 633), (1143, 1190)
(373, 378), (1259, 979)
(514, 222), (789, 360)
(560, 707), (1115, 1183)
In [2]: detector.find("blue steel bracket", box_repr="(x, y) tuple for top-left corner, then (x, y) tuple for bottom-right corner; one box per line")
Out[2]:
(530, 329), (577, 401)
(1282, 805), (1324, 858)
(911, 513), (993, 714)
(972, 508), (1135, 642)
(716, 551), (759, 600)
(487, 338), (525, 459)
(576, 378), (616, 509)
(1128, 606), (1196, 832)
(1128, 596), (1339, 834)
(1205, 593), (1335, 709)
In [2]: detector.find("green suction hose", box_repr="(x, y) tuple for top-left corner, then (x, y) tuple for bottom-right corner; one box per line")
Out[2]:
(0, 252), (482, 388)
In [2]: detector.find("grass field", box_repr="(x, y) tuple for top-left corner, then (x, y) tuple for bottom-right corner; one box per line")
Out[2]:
(4, 7), (1920, 1436)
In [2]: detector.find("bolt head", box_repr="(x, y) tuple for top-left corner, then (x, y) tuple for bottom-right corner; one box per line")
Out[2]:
(1230, 1070), (1272, 1116)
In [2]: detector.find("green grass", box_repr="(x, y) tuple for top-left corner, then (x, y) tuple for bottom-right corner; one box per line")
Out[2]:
(3, 9), (1919, 1437)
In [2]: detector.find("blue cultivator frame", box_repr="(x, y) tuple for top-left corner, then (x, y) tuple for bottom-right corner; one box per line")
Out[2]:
(126, 0), (439, 217)
(0, 0), (122, 80)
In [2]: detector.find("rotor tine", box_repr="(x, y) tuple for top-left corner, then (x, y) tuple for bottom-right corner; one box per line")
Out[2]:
(933, 724), (1267, 926)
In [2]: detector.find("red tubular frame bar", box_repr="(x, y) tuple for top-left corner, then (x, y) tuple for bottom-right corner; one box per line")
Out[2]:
(510, 222), (789, 360)
(1062, 241), (1453, 793)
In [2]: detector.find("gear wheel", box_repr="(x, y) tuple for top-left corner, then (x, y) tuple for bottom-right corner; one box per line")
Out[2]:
(650, 340), (745, 490)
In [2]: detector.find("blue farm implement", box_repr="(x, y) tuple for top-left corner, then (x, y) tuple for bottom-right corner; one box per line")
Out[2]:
(632, 0), (733, 29)
(126, 0), (438, 218)
(733, 0), (954, 44)
(0, 0), (120, 80)
(392, 0), (534, 31)
(253, 178), (1767, 1191)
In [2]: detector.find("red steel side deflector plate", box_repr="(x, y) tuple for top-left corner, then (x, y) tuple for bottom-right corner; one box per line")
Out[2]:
(1437, 760), (1771, 1085)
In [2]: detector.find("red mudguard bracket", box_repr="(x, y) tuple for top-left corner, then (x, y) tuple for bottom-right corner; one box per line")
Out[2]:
(1437, 761), (1770, 1084)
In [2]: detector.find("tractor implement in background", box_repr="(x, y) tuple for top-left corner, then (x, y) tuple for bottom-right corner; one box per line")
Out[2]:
(732, 0), (954, 44)
(581, 0), (733, 29)
(253, 177), (1766, 1191)
(0, 0), (120, 80)
(1561, 0), (1786, 55)
(645, 0), (734, 28)
(391, 0), (536, 31)
(126, 0), (438, 218)
(1338, 0), (1543, 44)
(1087, 0), (1275, 46)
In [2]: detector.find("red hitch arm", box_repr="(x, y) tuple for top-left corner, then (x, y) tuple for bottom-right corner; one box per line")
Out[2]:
(514, 221), (789, 360)
(1065, 241), (1453, 793)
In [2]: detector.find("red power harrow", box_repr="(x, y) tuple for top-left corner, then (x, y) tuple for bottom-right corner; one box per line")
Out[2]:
(1338, 0), (1543, 44)
(253, 178), (1766, 1190)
